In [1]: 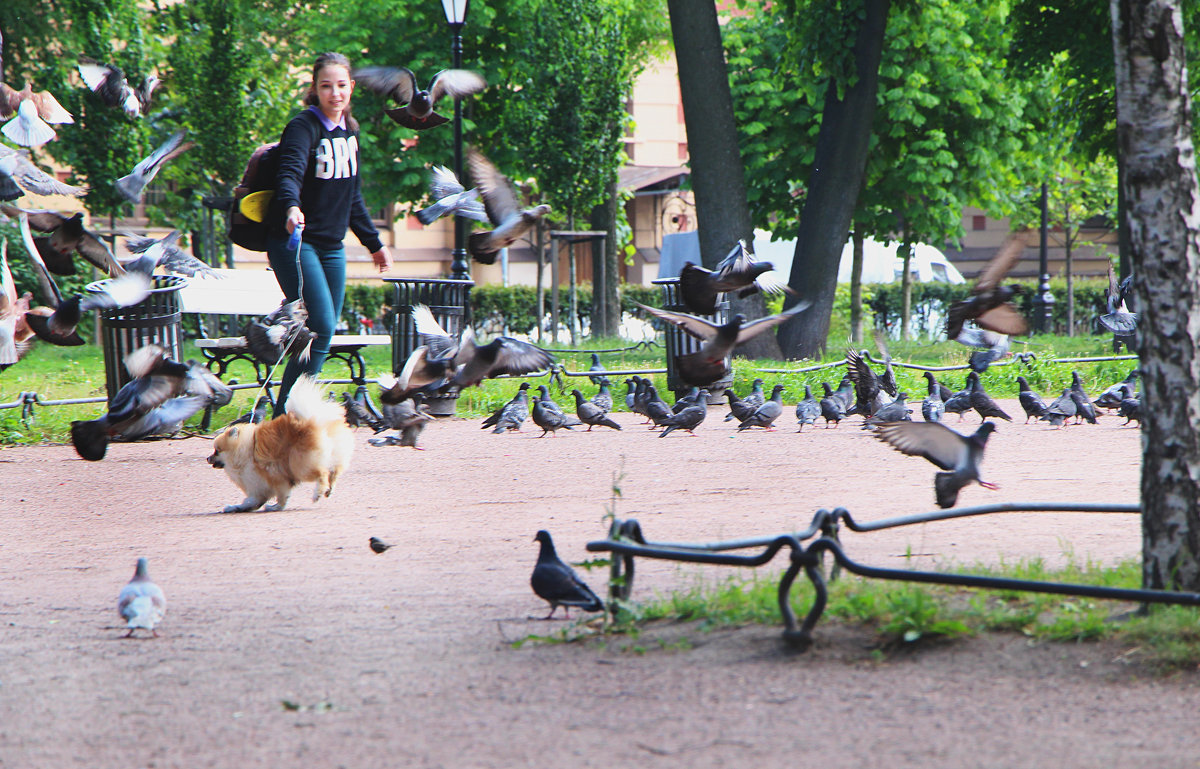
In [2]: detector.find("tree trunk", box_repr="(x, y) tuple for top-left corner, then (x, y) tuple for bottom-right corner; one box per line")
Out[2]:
(777, 0), (891, 359)
(850, 230), (864, 343)
(1064, 223), (1075, 336)
(590, 181), (620, 338)
(666, 0), (780, 359)
(899, 240), (913, 341)
(1111, 0), (1200, 591)
(535, 222), (546, 343)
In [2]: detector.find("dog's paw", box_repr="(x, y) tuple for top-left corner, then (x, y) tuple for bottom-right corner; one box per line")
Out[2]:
(222, 504), (250, 513)
(263, 502), (285, 512)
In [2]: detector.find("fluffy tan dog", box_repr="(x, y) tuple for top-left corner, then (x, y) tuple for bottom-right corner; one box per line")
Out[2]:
(207, 376), (354, 513)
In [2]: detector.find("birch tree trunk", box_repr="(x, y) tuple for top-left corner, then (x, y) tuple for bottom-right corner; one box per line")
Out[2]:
(850, 230), (865, 343)
(1111, 0), (1200, 591)
(899, 240), (913, 341)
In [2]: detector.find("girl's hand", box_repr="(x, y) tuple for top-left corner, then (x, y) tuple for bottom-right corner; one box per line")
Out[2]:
(286, 206), (305, 234)
(372, 246), (393, 274)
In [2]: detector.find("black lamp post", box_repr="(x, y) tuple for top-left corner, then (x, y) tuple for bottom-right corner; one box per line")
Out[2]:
(1034, 180), (1055, 333)
(443, 0), (471, 280)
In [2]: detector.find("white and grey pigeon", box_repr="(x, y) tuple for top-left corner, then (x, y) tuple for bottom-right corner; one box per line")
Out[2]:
(1, 88), (73, 147)
(115, 129), (192, 204)
(117, 557), (167, 638)
(875, 421), (999, 509)
(795, 384), (820, 431)
(121, 230), (220, 278)
(466, 147), (550, 265)
(414, 165), (488, 225)
(77, 58), (159, 117)
(0, 145), (86, 198)
(1098, 263), (1137, 343)
(531, 530), (604, 619)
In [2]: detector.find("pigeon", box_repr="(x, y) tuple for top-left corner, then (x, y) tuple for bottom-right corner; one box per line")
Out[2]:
(77, 58), (159, 117)
(678, 239), (792, 315)
(1069, 371), (1098, 425)
(115, 130), (193, 204)
(229, 396), (271, 426)
(623, 378), (638, 412)
(737, 384), (785, 431)
(466, 148), (551, 265)
(1095, 369), (1139, 411)
(1118, 395), (1141, 426)
(873, 330), (900, 398)
(571, 389), (621, 431)
(1041, 388), (1077, 428)
(121, 230), (219, 277)
(0, 153), (18, 201)
(482, 382), (531, 433)
(371, 390), (434, 448)
(1098, 263), (1137, 344)
(845, 348), (888, 417)
(833, 376), (856, 412)
(0, 145), (86, 198)
(921, 374), (945, 423)
(352, 67), (486, 130)
(943, 378), (974, 421)
(967, 371), (1012, 422)
(742, 378), (766, 410)
(590, 379), (613, 413)
(342, 392), (388, 432)
(672, 386), (701, 413)
(922, 371), (954, 402)
(659, 390), (709, 437)
(945, 233), (1028, 340)
(413, 165), (488, 225)
(643, 384), (674, 428)
(244, 300), (315, 365)
(531, 386), (580, 436)
(636, 302), (808, 387)
(966, 329), (1011, 374)
(818, 382), (845, 427)
(1, 204), (123, 276)
(795, 385), (820, 431)
(0, 238), (21, 366)
(405, 304), (554, 391)
(586, 353), (606, 385)
(723, 387), (755, 423)
(531, 530), (604, 619)
(876, 421), (999, 509)
(117, 557), (166, 638)
(17, 210), (150, 346)
(369, 536), (393, 554)
(70, 345), (206, 460)
(1015, 376), (1049, 423)
(864, 391), (912, 428)
(1, 84), (73, 147)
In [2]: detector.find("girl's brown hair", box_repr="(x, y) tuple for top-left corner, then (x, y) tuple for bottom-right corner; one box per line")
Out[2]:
(304, 52), (359, 131)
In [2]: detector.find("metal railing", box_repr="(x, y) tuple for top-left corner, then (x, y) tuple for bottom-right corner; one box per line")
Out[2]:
(587, 502), (1198, 651)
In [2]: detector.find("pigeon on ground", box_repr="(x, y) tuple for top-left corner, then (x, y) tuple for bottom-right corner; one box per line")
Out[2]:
(865, 392), (912, 428)
(1095, 370), (1138, 411)
(819, 382), (845, 427)
(414, 165), (488, 225)
(945, 233), (1028, 340)
(1041, 388), (1077, 428)
(0, 145), (86, 197)
(482, 382), (532, 433)
(943, 378), (973, 421)
(117, 557), (166, 638)
(672, 386), (701, 413)
(1, 84), (73, 146)
(737, 384), (785, 431)
(723, 387), (754, 423)
(659, 390), (709, 437)
(922, 371), (954, 403)
(465, 148), (550, 265)
(229, 396), (271, 426)
(643, 384), (673, 428)
(531, 530), (604, 620)
(636, 303), (808, 387)
(875, 421), (999, 509)
(1118, 395), (1141, 426)
(623, 378), (638, 412)
(353, 67), (486, 130)
(531, 386), (580, 436)
(369, 537), (393, 554)
(77, 58), (159, 117)
(1, 204), (123, 276)
(845, 348), (889, 417)
(589, 379), (613, 413)
(873, 331), (900, 398)
(371, 389), (434, 448)
(342, 392), (388, 432)
(1015, 376), (1049, 423)
(1098, 263), (1137, 345)
(742, 378), (766, 410)
(1069, 371), (1098, 424)
(121, 230), (219, 278)
(967, 371), (1012, 422)
(678, 239), (793, 315)
(571, 389), (621, 431)
(921, 374), (945, 423)
(833, 376), (856, 413)
(115, 130), (192, 204)
(795, 384), (820, 432)
(244, 300), (315, 366)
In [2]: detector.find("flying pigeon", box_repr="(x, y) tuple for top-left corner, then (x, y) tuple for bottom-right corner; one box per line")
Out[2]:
(636, 302), (808, 387)
(1, 84), (73, 146)
(413, 165), (488, 225)
(737, 384), (785, 431)
(875, 421), (999, 509)
(370, 391), (434, 449)
(77, 58), (159, 117)
(121, 230), (220, 277)
(0, 237), (22, 366)
(466, 148), (550, 265)
(571, 388), (621, 431)
(795, 384), (820, 431)
(405, 303), (554, 391)
(115, 129), (193, 204)
(117, 557), (166, 638)
(659, 390), (709, 437)
(845, 348), (889, 417)
(342, 392), (388, 433)
(243, 300), (315, 366)
(531, 530), (604, 619)
(352, 66), (486, 130)
(1098, 263), (1137, 344)
(678, 239), (793, 315)
(369, 537), (393, 554)
(482, 382), (532, 433)
(0, 145), (86, 198)
(0, 204), (123, 276)
(945, 233), (1028, 340)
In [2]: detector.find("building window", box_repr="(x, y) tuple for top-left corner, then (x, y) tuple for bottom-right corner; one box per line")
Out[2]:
(678, 142), (688, 160)
(972, 214), (987, 231)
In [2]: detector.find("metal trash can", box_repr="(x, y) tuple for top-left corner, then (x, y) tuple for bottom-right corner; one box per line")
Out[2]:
(385, 277), (473, 416)
(89, 274), (188, 406)
(652, 277), (732, 402)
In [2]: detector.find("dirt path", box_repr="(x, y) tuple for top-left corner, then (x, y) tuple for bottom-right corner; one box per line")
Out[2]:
(2, 400), (1196, 769)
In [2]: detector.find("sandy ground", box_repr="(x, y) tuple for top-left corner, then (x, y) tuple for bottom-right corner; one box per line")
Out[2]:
(2, 397), (1197, 769)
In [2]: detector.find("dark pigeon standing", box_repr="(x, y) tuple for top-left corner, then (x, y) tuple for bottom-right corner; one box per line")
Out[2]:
(833, 376), (856, 413)
(795, 384), (820, 432)
(943, 377), (974, 422)
(819, 382), (846, 428)
(571, 389), (621, 431)
(1015, 376), (1049, 423)
(531, 530), (604, 619)
(742, 378), (766, 410)
(672, 386), (701, 413)
(1118, 394), (1141, 426)
(482, 382), (531, 433)
(623, 378), (638, 412)
(531, 385), (581, 436)
(369, 537), (393, 554)
(643, 384), (673, 428)
(923, 372), (954, 402)
(1041, 388), (1077, 428)
(586, 353), (606, 385)
(967, 371), (1012, 422)
(875, 421), (999, 509)
(659, 390), (709, 437)
(342, 393), (388, 433)
(1069, 371), (1098, 424)
(865, 392), (912, 428)
(1094, 369), (1139, 411)
(921, 374), (945, 423)
(738, 384), (785, 431)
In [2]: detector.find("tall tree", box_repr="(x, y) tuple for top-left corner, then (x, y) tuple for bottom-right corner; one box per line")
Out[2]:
(1110, 0), (1200, 591)
(666, 0), (779, 358)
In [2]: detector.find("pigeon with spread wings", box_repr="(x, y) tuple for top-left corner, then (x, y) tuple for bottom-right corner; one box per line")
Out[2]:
(0, 145), (86, 198)
(1, 83), (73, 147)
(945, 233), (1028, 341)
(466, 148), (550, 265)
(875, 421), (999, 509)
(353, 66), (486, 130)
(636, 301), (808, 387)
(679, 239), (793, 315)
(0, 204), (123, 276)
(115, 130), (192, 204)
(414, 165), (488, 225)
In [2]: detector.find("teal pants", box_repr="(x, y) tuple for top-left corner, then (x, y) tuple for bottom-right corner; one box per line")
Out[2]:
(266, 235), (345, 416)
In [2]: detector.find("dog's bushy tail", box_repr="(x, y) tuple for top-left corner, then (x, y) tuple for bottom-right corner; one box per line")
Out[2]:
(284, 375), (344, 426)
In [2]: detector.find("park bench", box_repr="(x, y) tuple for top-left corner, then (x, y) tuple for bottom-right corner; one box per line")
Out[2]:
(177, 268), (390, 413)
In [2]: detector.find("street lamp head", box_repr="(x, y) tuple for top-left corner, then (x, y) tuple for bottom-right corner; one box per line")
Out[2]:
(441, 0), (469, 26)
